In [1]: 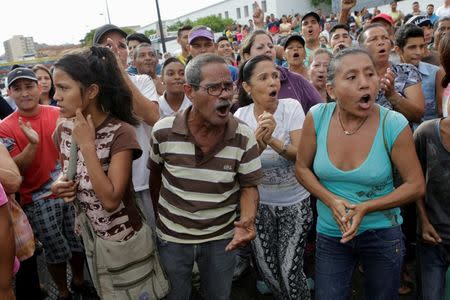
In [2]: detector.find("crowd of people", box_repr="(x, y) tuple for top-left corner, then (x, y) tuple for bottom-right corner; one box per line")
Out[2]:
(0, 0), (449, 299)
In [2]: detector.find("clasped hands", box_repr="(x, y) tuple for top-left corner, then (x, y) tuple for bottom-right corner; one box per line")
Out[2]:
(331, 197), (369, 244)
(255, 111), (276, 151)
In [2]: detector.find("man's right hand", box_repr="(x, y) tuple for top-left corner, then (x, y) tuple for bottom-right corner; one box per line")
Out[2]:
(19, 117), (39, 145)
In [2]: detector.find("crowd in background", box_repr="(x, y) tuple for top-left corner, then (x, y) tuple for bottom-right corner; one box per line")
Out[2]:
(0, 0), (450, 299)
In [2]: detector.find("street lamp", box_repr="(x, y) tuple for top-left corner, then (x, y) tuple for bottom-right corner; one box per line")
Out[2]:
(155, 0), (166, 53)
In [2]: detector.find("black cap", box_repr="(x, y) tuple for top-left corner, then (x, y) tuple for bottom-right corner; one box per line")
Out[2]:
(93, 24), (127, 45)
(280, 33), (305, 49)
(405, 15), (432, 27)
(302, 12), (320, 23)
(7, 67), (38, 88)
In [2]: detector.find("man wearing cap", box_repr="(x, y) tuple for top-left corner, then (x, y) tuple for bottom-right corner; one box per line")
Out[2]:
(301, 12), (322, 67)
(372, 13), (395, 39)
(406, 15), (440, 66)
(188, 26), (238, 81)
(282, 34), (308, 78)
(93, 24), (160, 230)
(0, 68), (88, 300)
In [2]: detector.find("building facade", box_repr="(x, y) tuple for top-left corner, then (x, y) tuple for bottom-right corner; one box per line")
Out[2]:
(3, 35), (36, 62)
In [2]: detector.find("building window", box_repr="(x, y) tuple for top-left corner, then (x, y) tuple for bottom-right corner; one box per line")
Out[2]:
(236, 7), (241, 19)
(225, 11), (229, 19)
(218, 13), (222, 18)
(244, 5), (249, 17)
(261, 1), (267, 12)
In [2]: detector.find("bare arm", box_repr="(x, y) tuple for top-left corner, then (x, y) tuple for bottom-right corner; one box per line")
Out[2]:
(267, 128), (301, 161)
(389, 83), (425, 123)
(436, 68), (445, 117)
(295, 113), (355, 234)
(0, 204), (15, 300)
(338, 0), (356, 24)
(0, 144), (21, 194)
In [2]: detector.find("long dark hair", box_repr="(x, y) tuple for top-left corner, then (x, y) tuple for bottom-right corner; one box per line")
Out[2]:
(54, 46), (138, 125)
(237, 54), (274, 107)
(440, 31), (450, 88)
(32, 64), (55, 99)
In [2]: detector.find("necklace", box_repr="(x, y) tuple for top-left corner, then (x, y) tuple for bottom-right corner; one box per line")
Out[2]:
(338, 110), (368, 136)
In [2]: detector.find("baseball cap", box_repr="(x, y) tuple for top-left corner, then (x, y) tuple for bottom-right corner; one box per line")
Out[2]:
(405, 15), (432, 27)
(7, 67), (38, 88)
(372, 13), (394, 26)
(93, 24), (127, 45)
(188, 26), (215, 44)
(302, 12), (321, 23)
(280, 33), (305, 49)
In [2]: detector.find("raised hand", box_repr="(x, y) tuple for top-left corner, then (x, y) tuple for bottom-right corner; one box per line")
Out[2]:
(252, 1), (265, 27)
(341, 0), (357, 11)
(257, 111), (276, 144)
(73, 109), (95, 149)
(381, 68), (396, 99)
(18, 117), (39, 145)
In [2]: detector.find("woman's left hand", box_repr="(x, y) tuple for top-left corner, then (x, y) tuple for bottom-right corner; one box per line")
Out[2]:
(73, 109), (95, 149)
(340, 203), (369, 243)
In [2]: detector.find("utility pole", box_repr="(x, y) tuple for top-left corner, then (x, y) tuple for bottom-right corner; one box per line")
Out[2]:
(105, 0), (111, 24)
(155, 0), (167, 53)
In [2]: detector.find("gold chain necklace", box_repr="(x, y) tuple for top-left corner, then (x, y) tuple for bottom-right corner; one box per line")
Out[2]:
(338, 110), (368, 136)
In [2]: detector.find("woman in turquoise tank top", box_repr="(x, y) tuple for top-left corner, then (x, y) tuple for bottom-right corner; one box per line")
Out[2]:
(295, 48), (425, 299)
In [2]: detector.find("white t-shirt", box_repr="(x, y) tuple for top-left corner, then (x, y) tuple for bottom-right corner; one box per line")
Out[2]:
(158, 93), (191, 119)
(234, 98), (309, 206)
(129, 74), (158, 192)
(436, 5), (450, 18)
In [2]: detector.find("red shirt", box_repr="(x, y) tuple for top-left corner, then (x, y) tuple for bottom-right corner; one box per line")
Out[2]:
(0, 105), (60, 206)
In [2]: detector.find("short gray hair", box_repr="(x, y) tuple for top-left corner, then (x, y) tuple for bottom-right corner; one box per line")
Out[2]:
(327, 47), (373, 85)
(185, 54), (227, 88)
(133, 43), (154, 60)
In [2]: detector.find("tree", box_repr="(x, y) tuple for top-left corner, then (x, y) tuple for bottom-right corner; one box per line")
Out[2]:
(310, 0), (331, 7)
(81, 27), (136, 47)
(166, 15), (234, 33)
(145, 29), (157, 36)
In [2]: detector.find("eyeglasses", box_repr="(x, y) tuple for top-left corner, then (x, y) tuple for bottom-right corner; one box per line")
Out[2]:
(190, 82), (236, 96)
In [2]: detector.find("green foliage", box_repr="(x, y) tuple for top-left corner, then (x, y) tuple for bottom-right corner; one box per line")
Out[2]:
(81, 26), (136, 47)
(310, 0), (331, 7)
(145, 29), (157, 36)
(167, 15), (234, 33)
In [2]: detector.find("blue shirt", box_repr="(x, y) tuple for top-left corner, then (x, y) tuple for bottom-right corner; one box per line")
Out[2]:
(311, 103), (408, 237)
(417, 61), (439, 121)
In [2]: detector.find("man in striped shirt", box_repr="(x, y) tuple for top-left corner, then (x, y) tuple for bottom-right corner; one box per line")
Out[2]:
(149, 54), (263, 300)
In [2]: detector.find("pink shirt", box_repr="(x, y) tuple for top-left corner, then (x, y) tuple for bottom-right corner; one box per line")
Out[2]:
(0, 184), (19, 274)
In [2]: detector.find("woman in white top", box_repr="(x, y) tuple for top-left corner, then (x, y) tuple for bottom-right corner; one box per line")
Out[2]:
(234, 55), (312, 300)
(158, 57), (191, 119)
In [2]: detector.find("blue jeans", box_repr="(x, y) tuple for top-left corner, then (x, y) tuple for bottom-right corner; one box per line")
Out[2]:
(315, 226), (404, 300)
(416, 241), (450, 300)
(157, 237), (236, 300)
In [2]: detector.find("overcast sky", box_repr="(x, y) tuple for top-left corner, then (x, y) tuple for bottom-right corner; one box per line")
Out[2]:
(0, 0), (219, 55)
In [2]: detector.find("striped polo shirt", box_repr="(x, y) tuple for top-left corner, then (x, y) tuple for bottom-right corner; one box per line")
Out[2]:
(149, 106), (263, 244)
